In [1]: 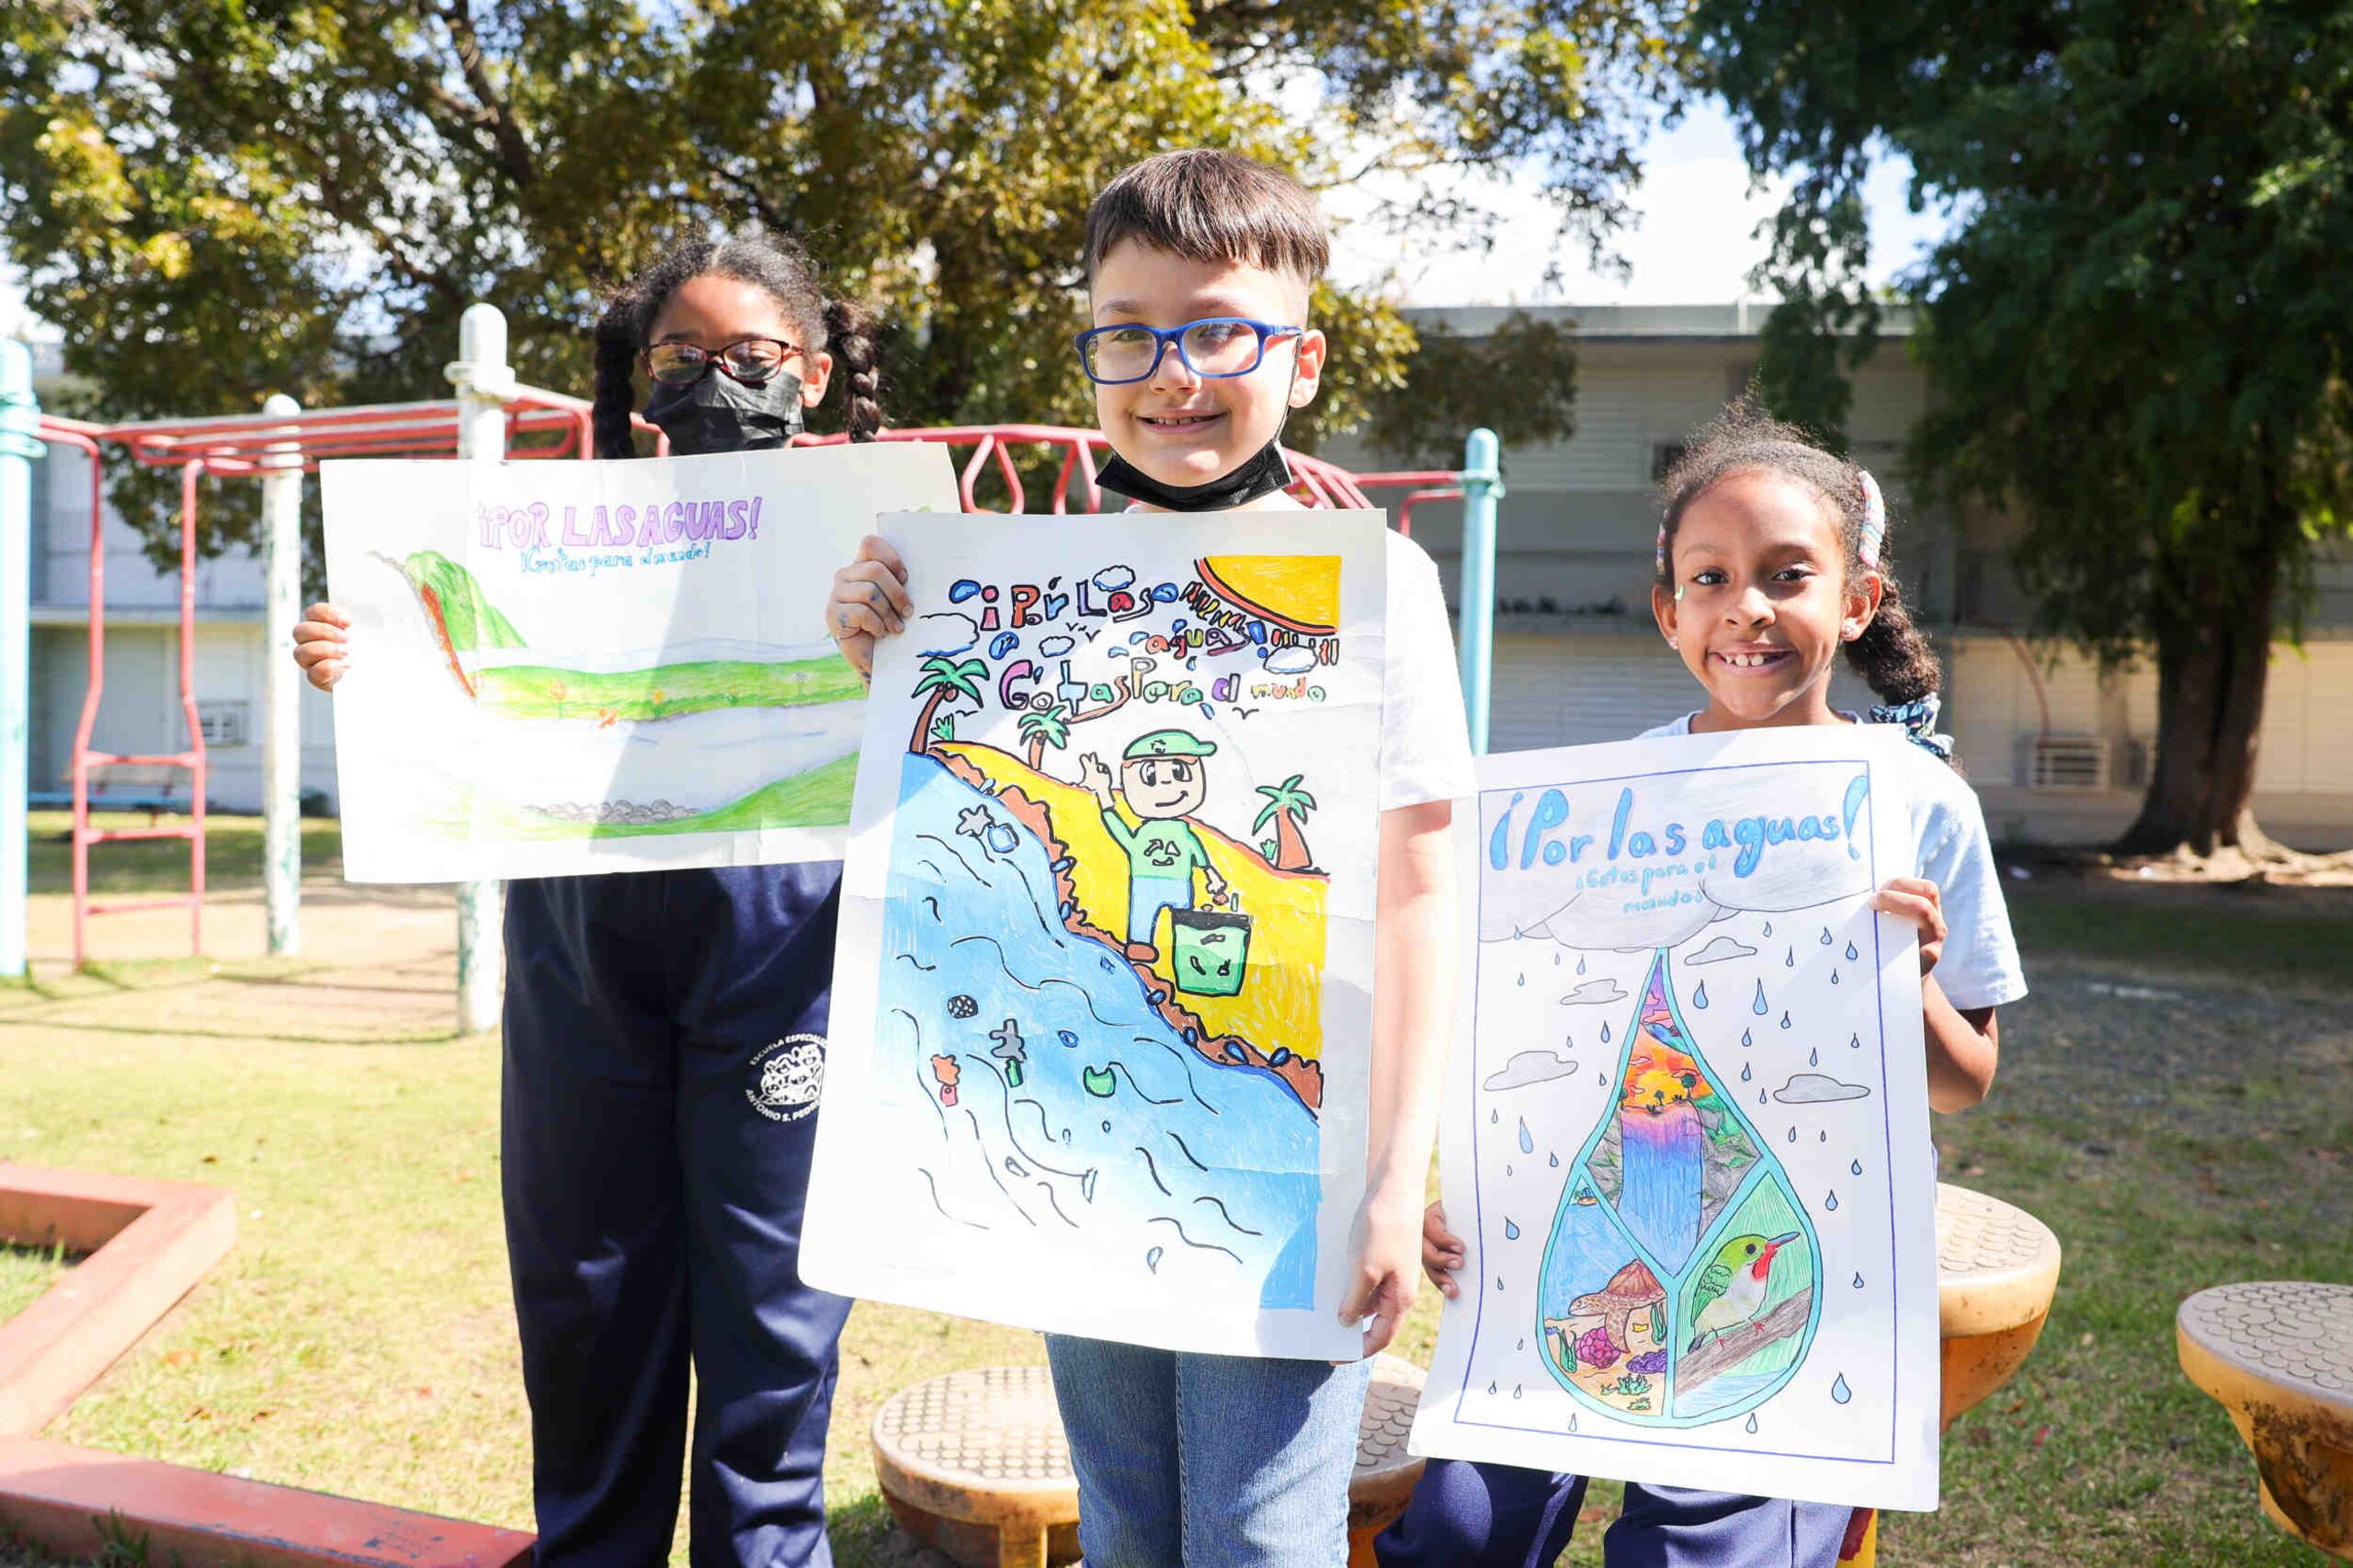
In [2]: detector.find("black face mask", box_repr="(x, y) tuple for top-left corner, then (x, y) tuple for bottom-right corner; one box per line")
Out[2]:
(644, 370), (806, 455)
(1095, 437), (1293, 512)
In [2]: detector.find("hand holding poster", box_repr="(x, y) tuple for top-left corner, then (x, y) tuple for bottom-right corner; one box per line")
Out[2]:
(319, 443), (957, 881)
(1411, 727), (1942, 1511)
(804, 511), (1388, 1358)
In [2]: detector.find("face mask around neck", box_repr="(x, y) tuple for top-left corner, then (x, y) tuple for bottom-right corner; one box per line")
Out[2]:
(1094, 437), (1293, 512)
(644, 369), (806, 455)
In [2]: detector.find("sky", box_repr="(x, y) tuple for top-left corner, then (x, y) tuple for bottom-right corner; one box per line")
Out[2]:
(1, 99), (1947, 341)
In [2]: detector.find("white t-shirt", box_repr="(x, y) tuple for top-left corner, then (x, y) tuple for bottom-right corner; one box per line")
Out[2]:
(1641, 713), (2029, 1011)
(1379, 528), (1478, 812)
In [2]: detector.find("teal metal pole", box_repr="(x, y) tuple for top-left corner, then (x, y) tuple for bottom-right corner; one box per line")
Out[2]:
(1456, 427), (1503, 756)
(0, 344), (38, 977)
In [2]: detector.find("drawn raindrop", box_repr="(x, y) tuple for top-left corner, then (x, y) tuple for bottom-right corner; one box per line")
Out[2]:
(1488, 1381), (1498, 1395)
(1569, 1413), (1579, 1432)
(1518, 1118), (1535, 1154)
(1554, 952), (1562, 966)
(1496, 1277), (1506, 1291)
(1845, 941), (1859, 960)
(1832, 1374), (1852, 1404)
(1820, 926), (1834, 945)
(1491, 1108), (1499, 1124)
(1831, 971), (1842, 986)
(1851, 1159), (1864, 1176)
(1597, 1071), (1609, 1086)
(1505, 1219), (1521, 1240)
(1101, 1120), (1112, 1134)
(1145, 1245), (1164, 1273)
(1849, 1033), (1862, 1051)
(1853, 1271), (1866, 1289)
(1757, 1088), (1768, 1105)
(1693, 981), (1709, 1008)
(1809, 1047), (1819, 1066)
(1506, 1165), (1514, 1176)
(1742, 1028), (1754, 1047)
(1745, 1414), (1760, 1434)
(1550, 1153), (1560, 1167)
(1513, 1384), (1525, 1400)
(1519, 1337), (1527, 1350)
(1601, 1022), (1612, 1043)
(1576, 956), (1587, 975)
(1779, 1012), (1792, 1029)
(1752, 982), (1769, 1016)
(1740, 1062), (1753, 1082)
(1825, 1189), (1840, 1211)
(1785, 947), (1795, 968)
(1763, 921), (1774, 937)
(1787, 1127), (1797, 1142)
(1517, 973), (1526, 987)
(1819, 1130), (1827, 1142)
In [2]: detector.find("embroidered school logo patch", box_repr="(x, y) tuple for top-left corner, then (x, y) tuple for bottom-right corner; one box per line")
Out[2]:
(748, 1034), (826, 1122)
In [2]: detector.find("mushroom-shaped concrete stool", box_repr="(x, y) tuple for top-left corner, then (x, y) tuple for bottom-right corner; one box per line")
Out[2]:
(2177, 1281), (2353, 1561)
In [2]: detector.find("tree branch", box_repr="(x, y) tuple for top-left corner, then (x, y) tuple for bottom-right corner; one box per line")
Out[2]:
(419, 0), (538, 189)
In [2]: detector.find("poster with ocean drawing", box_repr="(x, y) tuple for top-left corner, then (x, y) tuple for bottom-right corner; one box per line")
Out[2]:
(802, 511), (1388, 1358)
(1411, 727), (1942, 1511)
(320, 443), (958, 881)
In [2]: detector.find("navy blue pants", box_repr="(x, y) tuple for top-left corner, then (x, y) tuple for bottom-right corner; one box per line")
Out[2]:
(502, 864), (853, 1567)
(1376, 1460), (1848, 1567)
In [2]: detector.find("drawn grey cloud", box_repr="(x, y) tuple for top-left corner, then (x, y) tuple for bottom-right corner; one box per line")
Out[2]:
(915, 612), (978, 655)
(1772, 1073), (1871, 1104)
(1684, 935), (1759, 967)
(1557, 979), (1628, 1007)
(1482, 1051), (1580, 1091)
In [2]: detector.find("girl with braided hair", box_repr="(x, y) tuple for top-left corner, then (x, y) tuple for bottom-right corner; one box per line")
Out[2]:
(1382, 400), (2024, 1568)
(293, 231), (882, 1565)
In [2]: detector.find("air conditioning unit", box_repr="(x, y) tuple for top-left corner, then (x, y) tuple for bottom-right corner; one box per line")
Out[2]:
(2025, 735), (2110, 791)
(196, 700), (249, 748)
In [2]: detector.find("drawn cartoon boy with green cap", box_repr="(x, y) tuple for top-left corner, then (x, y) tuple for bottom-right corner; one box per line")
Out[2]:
(1079, 728), (1232, 959)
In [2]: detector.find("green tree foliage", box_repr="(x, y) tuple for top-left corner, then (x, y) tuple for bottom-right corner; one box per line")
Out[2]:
(1365, 308), (1579, 468)
(3, 0), (1688, 559)
(1701, 1), (2353, 856)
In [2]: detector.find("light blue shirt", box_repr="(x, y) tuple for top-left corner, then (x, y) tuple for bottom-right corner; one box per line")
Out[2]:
(1643, 714), (2029, 1010)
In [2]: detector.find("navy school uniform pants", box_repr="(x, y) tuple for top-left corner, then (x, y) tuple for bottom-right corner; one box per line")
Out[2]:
(502, 864), (853, 1567)
(1375, 1460), (1849, 1568)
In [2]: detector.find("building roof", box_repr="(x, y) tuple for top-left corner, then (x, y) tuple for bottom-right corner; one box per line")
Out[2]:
(1402, 301), (1916, 342)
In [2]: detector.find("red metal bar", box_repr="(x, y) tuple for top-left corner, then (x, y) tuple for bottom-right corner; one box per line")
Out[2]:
(40, 423), (108, 968)
(81, 826), (199, 844)
(176, 462), (207, 954)
(83, 897), (205, 917)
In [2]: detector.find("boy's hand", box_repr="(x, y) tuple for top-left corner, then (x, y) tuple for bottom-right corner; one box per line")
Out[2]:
(1872, 876), (1948, 975)
(1078, 753), (1114, 802)
(1338, 1187), (1424, 1360)
(292, 602), (352, 692)
(825, 535), (911, 677)
(1421, 1200), (1467, 1299)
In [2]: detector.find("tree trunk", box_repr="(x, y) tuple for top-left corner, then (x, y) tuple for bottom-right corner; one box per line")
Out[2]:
(2116, 538), (2282, 859)
(1274, 810), (1312, 871)
(910, 689), (946, 756)
(1026, 738), (1045, 771)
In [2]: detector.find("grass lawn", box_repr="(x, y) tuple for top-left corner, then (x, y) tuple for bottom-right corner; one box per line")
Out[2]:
(0, 1240), (71, 1324)
(0, 857), (2345, 1565)
(25, 812), (343, 896)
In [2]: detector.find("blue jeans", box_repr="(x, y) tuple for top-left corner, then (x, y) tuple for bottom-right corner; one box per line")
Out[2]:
(1044, 1335), (1372, 1568)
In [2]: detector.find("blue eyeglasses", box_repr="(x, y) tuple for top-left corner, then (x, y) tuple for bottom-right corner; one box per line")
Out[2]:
(1073, 317), (1302, 385)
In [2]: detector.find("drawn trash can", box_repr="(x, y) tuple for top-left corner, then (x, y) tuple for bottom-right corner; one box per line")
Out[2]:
(1171, 903), (1251, 998)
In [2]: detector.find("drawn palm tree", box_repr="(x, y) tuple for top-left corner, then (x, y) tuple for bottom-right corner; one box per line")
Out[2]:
(1017, 703), (1074, 772)
(909, 654), (989, 756)
(1253, 774), (1319, 870)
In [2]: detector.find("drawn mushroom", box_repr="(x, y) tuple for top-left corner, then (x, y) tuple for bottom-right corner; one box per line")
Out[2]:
(1559, 1258), (1669, 1359)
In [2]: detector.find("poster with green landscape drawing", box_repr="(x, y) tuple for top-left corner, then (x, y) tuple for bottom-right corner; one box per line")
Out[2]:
(320, 444), (959, 881)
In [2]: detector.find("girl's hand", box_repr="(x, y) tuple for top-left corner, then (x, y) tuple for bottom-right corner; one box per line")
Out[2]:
(292, 602), (352, 692)
(1339, 1187), (1425, 1359)
(1872, 876), (1948, 975)
(825, 535), (912, 677)
(1422, 1200), (1467, 1299)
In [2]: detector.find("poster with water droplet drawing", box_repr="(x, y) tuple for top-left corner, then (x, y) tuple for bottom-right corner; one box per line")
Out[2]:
(1410, 727), (1943, 1511)
(802, 511), (1387, 1358)
(320, 444), (958, 881)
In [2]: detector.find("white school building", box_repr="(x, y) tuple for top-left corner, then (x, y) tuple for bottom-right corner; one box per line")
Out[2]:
(22, 307), (2353, 847)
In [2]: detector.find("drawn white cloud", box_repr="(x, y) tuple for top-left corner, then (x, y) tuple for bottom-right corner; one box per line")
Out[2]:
(1772, 1073), (1871, 1104)
(1482, 1050), (1581, 1091)
(1557, 979), (1628, 1007)
(1262, 646), (1318, 676)
(1092, 565), (1136, 592)
(915, 612), (978, 655)
(1040, 634), (1074, 657)
(1684, 935), (1759, 967)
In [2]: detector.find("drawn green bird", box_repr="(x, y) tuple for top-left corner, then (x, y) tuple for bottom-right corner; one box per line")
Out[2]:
(1686, 1231), (1802, 1352)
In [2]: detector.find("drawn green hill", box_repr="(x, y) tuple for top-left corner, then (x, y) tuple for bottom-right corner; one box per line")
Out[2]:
(405, 551), (526, 651)
(472, 654), (866, 722)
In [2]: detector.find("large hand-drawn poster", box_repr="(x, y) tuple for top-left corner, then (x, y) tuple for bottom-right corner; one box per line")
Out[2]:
(320, 444), (957, 881)
(1412, 728), (1942, 1511)
(803, 512), (1388, 1358)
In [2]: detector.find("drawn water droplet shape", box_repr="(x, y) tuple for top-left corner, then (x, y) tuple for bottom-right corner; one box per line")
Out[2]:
(1824, 1190), (1839, 1210)
(1846, 941), (1859, 960)
(1576, 956), (1587, 975)
(1820, 1131), (1827, 1142)
(1752, 982), (1769, 1016)
(1831, 971), (1841, 985)
(1853, 1272), (1865, 1289)
(1505, 1219), (1521, 1240)
(1745, 1414), (1760, 1434)
(1518, 973), (1526, 987)
(1519, 1118), (1535, 1154)
(1693, 981), (1709, 1008)
(1820, 926), (1834, 945)
(1550, 1153), (1560, 1167)
(1537, 950), (1819, 1428)
(1763, 921), (1773, 937)
(1601, 1022), (1611, 1043)
(1785, 947), (1795, 968)
(1849, 1032), (1862, 1051)
(1555, 952), (1563, 965)
(1568, 1413), (1578, 1431)
(1788, 1127), (1798, 1142)
(1145, 1245), (1164, 1274)
(1809, 1047), (1819, 1065)
(1780, 1012), (1791, 1029)
(1488, 1381), (1498, 1395)
(1832, 1374), (1851, 1404)
(1742, 1029), (1754, 1047)
(1850, 1159), (1863, 1176)
(1513, 1384), (1525, 1400)
(1506, 1165), (1514, 1176)
(1491, 1108), (1499, 1124)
